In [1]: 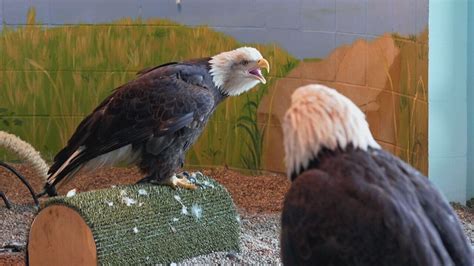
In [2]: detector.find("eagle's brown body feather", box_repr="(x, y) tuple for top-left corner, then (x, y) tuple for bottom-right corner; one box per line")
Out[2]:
(281, 146), (473, 266)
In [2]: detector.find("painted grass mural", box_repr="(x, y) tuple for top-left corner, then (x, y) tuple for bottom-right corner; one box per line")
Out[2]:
(0, 9), (298, 173)
(256, 30), (428, 175)
(391, 31), (428, 173)
(0, 9), (428, 175)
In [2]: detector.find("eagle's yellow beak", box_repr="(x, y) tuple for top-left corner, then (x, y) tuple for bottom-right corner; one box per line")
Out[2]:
(258, 58), (270, 73)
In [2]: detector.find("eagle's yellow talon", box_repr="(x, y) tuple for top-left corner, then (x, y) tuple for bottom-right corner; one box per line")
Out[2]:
(160, 174), (197, 190)
(176, 178), (197, 190)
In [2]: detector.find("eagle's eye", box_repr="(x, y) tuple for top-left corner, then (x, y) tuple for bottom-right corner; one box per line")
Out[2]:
(241, 60), (249, 66)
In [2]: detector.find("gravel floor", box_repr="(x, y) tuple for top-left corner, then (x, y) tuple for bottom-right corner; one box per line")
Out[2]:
(453, 203), (474, 245)
(0, 204), (36, 253)
(2, 165), (474, 265)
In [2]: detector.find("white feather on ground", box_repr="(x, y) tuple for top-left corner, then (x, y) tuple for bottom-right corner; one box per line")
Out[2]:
(66, 189), (77, 197)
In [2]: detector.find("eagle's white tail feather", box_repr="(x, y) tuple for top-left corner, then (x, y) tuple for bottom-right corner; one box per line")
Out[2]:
(48, 147), (84, 185)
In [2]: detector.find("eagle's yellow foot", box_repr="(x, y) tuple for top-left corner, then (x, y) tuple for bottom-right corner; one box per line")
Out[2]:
(164, 174), (197, 190)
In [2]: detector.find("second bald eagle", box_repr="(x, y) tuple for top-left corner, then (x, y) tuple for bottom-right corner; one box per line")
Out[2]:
(40, 47), (269, 197)
(281, 84), (472, 265)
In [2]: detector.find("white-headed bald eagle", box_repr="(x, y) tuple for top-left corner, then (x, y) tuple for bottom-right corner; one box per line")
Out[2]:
(39, 47), (270, 197)
(280, 84), (472, 265)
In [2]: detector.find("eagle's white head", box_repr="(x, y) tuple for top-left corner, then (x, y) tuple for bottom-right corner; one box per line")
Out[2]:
(282, 84), (381, 178)
(210, 47), (270, 96)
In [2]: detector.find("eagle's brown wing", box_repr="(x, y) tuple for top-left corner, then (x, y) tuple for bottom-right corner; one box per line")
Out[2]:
(46, 62), (215, 191)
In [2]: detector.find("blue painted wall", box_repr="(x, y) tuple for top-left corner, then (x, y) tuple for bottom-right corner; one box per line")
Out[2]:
(0, 0), (428, 59)
(468, 0), (474, 199)
(429, 0), (469, 203)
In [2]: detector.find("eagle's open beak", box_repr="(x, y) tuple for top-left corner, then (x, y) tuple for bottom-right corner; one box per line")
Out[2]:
(249, 58), (270, 84)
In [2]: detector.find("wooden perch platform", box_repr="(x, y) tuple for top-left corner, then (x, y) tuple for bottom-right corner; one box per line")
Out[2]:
(28, 175), (240, 265)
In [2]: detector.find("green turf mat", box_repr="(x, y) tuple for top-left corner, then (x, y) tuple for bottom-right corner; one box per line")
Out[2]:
(42, 174), (240, 265)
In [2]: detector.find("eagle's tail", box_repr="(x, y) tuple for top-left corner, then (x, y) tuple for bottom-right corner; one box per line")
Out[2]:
(43, 143), (142, 197)
(42, 147), (85, 197)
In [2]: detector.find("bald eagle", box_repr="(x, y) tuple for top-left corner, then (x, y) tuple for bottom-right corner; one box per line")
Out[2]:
(280, 84), (472, 265)
(40, 47), (269, 197)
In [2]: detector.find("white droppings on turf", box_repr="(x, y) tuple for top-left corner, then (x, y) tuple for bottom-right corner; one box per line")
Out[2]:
(119, 189), (126, 196)
(66, 189), (76, 197)
(122, 196), (137, 206)
(172, 217), (179, 222)
(132, 227), (139, 234)
(169, 223), (177, 233)
(105, 201), (114, 207)
(191, 204), (203, 220)
(181, 206), (188, 215)
(138, 189), (148, 196)
(174, 194), (188, 215)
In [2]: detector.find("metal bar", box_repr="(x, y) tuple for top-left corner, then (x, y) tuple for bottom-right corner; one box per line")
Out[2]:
(0, 161), (39, 207)
(0, 191), (12, 209)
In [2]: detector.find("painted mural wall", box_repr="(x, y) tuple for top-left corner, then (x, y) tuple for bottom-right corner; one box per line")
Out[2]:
(0, 0), (428, 174)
